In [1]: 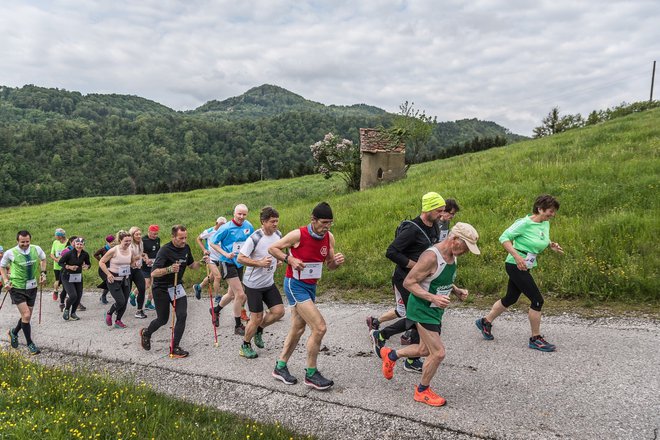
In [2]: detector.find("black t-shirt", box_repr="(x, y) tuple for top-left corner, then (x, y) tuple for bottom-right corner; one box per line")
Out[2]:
(385, 216), (441, 279)
(141, 236), (161, 269)
(59, 250), (91, 275)
(152, 242), (194, 288)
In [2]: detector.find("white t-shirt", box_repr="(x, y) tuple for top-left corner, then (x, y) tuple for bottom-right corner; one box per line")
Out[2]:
(199, 226), (222, 261)
(239, 229), (281, 289)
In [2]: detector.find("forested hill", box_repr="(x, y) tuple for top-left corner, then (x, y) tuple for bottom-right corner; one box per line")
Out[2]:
(0, 84), (524, 206)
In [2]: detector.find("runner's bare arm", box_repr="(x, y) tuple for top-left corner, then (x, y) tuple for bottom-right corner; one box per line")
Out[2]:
(325, 232), (344, 270)
(268, 229), (303, 270)
(403, 250), (450, 308)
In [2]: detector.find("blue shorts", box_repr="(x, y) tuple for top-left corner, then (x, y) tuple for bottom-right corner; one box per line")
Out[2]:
(283, 277), (317, 306)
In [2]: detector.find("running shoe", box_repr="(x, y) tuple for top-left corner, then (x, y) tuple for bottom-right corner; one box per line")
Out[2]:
(170, 346), (189, 358)
(69, 313), (80, 321)
(52, 291), (58, 301)
(8, 329), (18, 349)
(403, 358), (424, 373)
(59, 303), (65, 312)
(62, 309), (70, 321)
(105, 313), (113, 326)
(77, 303), (87, 311)
(129, 291), (136, 307)
(272, 365), (298, 385)
(304, 370), (334, 390)
(214, 295), (222, 305)
(371, 330), (385, 358)
(254, 332), (265, 349)
(529, 335), (556, 352)
(140, 328), (151, 351)
(134, 310), (147, 319)
(234, 324), (245, 336)
(380, 347), (396, 380)
(475, 318), (494, 340)
(240, 308), (249, 322)
(193, 284), (202, 300)
(413, 386), (446, 407)
(27, 342), (41, 355)
(114, 320), (127, 329)
(366, 316), (380, 331)
(239, 343), (258, 359)
(145, 300), (155, 310)
(100, 294), (109, 305)
(209, 307), (220, 327)
(400, 330), (413, 345)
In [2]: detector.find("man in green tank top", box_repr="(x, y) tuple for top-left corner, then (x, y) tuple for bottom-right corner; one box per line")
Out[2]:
(380, 222), (481, 407)
(0, 230), (47, 355)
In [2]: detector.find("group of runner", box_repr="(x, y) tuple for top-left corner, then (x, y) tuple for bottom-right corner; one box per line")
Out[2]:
(1, 194), (563, 404)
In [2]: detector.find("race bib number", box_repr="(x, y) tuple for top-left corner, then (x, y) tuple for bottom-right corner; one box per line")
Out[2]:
(293, 262), (323, 280)
(430, 285), (452, 307)
(26, 279), (37, 289)
(439, 230), (448, 242)
(524, 253), (537, 268)
(69, 273), (82, 283)
(167, 284), (186, 301)
(232, 241), (245, 254)
(55, 251), (61, 257)
(267, 258), (277, 272)
(118, 266), (131, 277)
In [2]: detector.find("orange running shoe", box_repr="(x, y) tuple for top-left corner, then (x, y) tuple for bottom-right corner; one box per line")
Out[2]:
(241, 308), (249, 322)
(380, 347), (396, 380)
(413, 386), (446, 407)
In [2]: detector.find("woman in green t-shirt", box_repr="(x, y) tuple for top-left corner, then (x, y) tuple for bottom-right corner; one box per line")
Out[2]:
(475, 194), (564, 352)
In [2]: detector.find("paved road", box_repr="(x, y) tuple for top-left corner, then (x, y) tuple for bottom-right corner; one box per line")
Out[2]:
(1, 292), (658, 440)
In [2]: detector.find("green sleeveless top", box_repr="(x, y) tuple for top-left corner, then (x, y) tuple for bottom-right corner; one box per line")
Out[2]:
(406, 247), (457, 325)
(8, 246), (41, 289)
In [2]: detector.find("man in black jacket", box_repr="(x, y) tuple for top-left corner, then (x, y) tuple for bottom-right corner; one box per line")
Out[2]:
(368, 192), (448, 373)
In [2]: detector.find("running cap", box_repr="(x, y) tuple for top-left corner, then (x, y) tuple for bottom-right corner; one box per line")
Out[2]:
(105, 235), (115, 243)
(451, 222), (480, 255)
(55, 228), (66, 237)
(216, 216), (227, 224)
(312, 202), (333, 220)
(148, 224), (160, 232)
(421, 192), (445, 212)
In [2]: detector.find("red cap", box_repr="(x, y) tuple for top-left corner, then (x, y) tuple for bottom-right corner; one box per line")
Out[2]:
(148, 225), (160, 232)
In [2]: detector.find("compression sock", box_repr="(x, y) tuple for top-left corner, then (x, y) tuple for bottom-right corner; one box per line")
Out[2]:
(305, 367), (317, 377)
(14, 319), (22, 335)
(21, 322), (33, 345)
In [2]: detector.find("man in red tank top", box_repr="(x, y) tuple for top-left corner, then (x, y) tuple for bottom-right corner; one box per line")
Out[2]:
(268, 202), (345, 390)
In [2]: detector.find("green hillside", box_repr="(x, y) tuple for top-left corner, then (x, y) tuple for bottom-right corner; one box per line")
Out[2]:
(1, 107), (657, 306)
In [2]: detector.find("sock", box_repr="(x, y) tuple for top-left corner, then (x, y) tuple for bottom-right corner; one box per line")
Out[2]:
(417, 384), (429, 393)
(234, 317), (242, 327)
(276, 360), (287, 369)
(305, 367), (317, 377)
(21, 322), (33, 345)
(242, 341), (251, 348)
(388, 350), (399, 362)
(14, 319), (22, 335)
(214, 305), (223, 313)
(257, 326), (264, 334)
(406, 358), (414, 365)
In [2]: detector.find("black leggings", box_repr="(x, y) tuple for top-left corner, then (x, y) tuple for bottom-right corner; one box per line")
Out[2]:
(381, 274), (420, 345)
(107, 278), (131, 320)
(144, 287), (188, 348)
(61, 278), (83, 313)
(501, 263), (544, 311)
(130, 268), (146, 309)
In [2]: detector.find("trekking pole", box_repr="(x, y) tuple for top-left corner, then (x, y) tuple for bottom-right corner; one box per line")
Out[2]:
(169, 272), (178, 357)
(38, 284), (43, 324)
(207, 264), (219, 347)
(0, 290), (8, 311)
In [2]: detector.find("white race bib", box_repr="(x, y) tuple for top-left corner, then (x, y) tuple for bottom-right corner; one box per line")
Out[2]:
(69, 273), (82, 283)
(267, 258), (277, 272)
(26, 279), (37, 289)
(232, 241), (245, 254)
(55, 251), (62, 257)
(167, 284), (186, 301)
(430, 286), (452, 307)
(439, 230), (448, 242)
(293, 262), (323, 280)
(524, 253), (537, 268)
(118, 265), (131, 277)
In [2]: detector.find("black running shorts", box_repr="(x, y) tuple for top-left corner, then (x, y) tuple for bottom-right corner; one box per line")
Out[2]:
(244, 284), (283, 313)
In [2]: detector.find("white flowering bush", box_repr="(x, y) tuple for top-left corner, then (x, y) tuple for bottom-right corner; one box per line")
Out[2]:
(309, 132), (361, 190)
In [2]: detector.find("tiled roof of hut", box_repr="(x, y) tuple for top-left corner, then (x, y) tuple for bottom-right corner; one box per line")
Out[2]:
(359, 128), (405, 153)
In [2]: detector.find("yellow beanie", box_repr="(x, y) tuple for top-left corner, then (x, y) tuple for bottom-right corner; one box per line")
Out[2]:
(421, 192), (445, 212)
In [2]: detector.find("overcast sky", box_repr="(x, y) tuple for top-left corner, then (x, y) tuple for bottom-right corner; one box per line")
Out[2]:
(1, 0), (657, 135)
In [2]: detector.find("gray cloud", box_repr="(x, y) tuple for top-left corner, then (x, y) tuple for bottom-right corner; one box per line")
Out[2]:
(1, 0), (657, 134)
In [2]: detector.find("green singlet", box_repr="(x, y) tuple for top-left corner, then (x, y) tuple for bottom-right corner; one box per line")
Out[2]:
(406, 247), (457, 325)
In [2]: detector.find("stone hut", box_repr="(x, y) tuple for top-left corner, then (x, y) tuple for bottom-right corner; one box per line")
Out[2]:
(359, 128), (406, 191)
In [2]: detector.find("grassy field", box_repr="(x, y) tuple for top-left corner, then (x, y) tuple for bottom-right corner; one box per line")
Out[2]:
(0, 108), (658, 306)
(0, 349), (310, 439)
